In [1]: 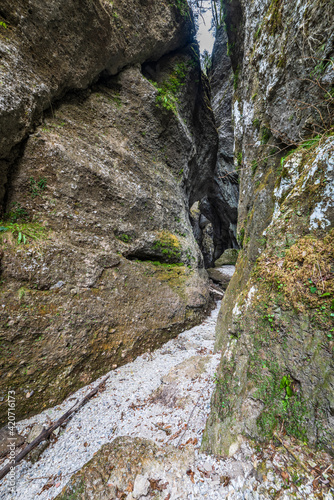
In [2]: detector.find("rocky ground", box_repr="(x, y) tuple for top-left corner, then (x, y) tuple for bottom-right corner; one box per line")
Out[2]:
(0, 301), (332, 499)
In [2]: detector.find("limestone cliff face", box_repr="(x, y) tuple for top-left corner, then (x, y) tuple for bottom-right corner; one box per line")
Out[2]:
(0, 0), (193, 201)
(0, 1), (218, 422)
(203, 0), (334, 455)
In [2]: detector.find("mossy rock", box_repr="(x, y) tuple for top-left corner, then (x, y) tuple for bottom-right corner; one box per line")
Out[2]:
(214, 248), (239, 267)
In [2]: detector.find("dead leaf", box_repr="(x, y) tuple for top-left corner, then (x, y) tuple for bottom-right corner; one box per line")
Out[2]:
(184, 437), (198, 446)
(186, 469), (195, 484)
(126, 481), (133, 492)
(149, 479), (168, 491)
(168, 429), (182, 441)
(281, 470), (289, 482)
(221, 475), (230, 487)
(197, 467), (210, 478)
(38, 478), (55, 495)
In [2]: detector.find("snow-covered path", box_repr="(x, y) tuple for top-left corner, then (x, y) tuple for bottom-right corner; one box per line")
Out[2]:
(0, 304), (221, 499)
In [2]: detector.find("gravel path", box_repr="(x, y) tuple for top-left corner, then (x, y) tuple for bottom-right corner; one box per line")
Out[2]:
(0, 302), (332, 499)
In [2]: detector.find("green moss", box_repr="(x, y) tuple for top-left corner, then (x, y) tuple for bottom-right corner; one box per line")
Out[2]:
(255, 231), (334, 315)
(56, 477), (85, 499)
(248, 349), (308, 441)
(152, 230), (182, 263)
(260, 126), (272, 145)
(237, 227), (245, 247)
(251, 160), (258, 175)
(150, 60), (194, 115)
(233, 66), (240, 91)
(264, 0), (283, 36)
(116, 233), (132, 244)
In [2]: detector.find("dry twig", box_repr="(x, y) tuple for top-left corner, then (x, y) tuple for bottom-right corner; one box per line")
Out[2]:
(0, 375), (109, 481)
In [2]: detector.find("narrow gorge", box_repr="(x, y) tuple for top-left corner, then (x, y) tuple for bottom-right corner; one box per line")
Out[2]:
(0, 0), (333, 498)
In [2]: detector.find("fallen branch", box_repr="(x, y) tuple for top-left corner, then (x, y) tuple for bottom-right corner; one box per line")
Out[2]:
(0, 375), (109, 481)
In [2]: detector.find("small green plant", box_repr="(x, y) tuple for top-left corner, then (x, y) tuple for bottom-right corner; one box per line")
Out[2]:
(0, 21), (7, 29)
(236, 152), (242, 170)
(280, 375), (293, 409)
(251, 160), (258, 175)
(254, 25), (262, 41)
(151, 60), (193, 115)
(174, 0), (189, 18)
(5, 203), (28, 223)
(201, 49), (212, 75)
(280, 133), (328, 169)
(0, 221), (46, 244)
(260, 126), (272, 145)
(310, 58), (332, 77)
(108, 91), (122, 108)
(30, 177), (47, 198)
(116, 233), (131, 243)
(263, 313), (275, 329)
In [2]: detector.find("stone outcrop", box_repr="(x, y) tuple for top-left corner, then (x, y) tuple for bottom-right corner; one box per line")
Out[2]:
(203, 0), (334, 456)
(215, 248), (239, 267)
(56, 436), (195, 499)
(0, 0), (193, 202)
(0, 1), (219, 423)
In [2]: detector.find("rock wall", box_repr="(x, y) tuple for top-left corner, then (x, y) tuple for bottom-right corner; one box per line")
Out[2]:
(207, 26), (239, 258)
(0, 0), (193, 201)
(203, 0), (334, 456)
(189, 27), (239, 267)
(0, 1), (219, 422)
